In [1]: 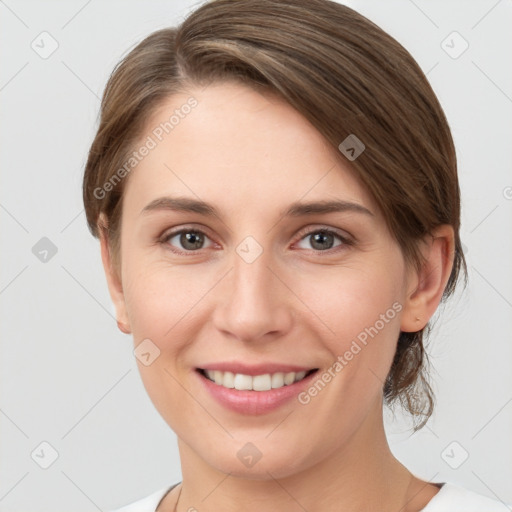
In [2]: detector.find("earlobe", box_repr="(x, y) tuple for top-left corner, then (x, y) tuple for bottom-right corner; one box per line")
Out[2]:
(400, 225), (455, 333)
(116, 319), (131, 334)
(98, 214), (131, 335)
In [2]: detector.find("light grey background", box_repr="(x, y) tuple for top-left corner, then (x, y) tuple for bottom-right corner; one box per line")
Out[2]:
(1, 0), (511, 510)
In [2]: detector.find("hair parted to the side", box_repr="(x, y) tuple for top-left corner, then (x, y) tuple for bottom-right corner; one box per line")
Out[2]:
(82, 0), (467, 430)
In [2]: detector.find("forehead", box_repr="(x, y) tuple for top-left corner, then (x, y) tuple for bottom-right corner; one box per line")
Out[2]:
(123, 81), (375, 217)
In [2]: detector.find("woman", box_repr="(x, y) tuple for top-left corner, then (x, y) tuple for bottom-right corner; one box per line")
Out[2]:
(82, 0), (507, 510)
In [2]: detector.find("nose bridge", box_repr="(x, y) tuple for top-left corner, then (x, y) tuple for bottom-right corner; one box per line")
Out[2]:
(233, 246), (274, 303)
(212, 238), (293, 341)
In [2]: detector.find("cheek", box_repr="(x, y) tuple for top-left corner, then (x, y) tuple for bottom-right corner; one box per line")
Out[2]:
(122, 257), (222, 368)
(289, 267), (404, 439)
(121, 265), (210, 424)
(307, 265), (403, 341)
(302, 262), (405, 391)
(124, 267), (197, 342)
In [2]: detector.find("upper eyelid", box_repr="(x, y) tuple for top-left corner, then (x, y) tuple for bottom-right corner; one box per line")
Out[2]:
(294, 225), (352, 241)
(160, 224), (216, 242)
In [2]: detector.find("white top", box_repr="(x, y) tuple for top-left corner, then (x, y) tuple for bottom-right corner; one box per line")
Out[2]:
(109, 481), (511, 512)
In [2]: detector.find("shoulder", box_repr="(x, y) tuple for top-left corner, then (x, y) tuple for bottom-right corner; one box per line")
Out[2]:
(421, 482), (511, 511)
(108, 484), (178, 512)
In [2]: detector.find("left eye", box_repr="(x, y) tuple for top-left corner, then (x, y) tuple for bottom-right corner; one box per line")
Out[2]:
(295, 229), (346, 251)
(163, 229), (214, 252)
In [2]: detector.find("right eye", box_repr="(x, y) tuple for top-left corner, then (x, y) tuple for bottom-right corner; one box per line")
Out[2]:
(161, 228), (215, 255)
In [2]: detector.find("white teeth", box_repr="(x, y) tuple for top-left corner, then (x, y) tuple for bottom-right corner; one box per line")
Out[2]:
(252, 374), (272, 391)
(295, 370), (306, 381)
(284, 372), (296, 385)
(222, 371), (235, 388)
(203, 369), (311, 391)
(213, 370), (223, 385)
(234, 373), (252, 390)
(271, 372), (284, 388)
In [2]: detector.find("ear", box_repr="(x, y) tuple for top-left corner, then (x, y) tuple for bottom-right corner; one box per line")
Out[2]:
(98, 214), (131, 334)
(401, 225), (455, 333)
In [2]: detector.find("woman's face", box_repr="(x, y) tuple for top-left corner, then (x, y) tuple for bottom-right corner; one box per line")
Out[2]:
(111, 81), (414, 478)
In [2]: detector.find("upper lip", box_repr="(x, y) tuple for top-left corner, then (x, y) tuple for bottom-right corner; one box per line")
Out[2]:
(197, 362), (318, 376)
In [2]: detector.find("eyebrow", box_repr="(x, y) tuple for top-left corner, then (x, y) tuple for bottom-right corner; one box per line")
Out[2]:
(140, 196), (374, 218)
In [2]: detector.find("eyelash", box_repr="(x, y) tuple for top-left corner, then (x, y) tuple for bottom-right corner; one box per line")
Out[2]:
(159, 225), (354, 256)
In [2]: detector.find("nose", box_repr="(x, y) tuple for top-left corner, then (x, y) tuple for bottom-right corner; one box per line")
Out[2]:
(212, 246), (294, 343)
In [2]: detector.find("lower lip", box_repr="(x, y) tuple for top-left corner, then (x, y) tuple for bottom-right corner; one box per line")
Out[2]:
(195, 369), (319, 415)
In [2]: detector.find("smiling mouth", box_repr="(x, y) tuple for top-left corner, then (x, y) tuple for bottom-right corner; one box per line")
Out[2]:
(196, 368), (318, 391)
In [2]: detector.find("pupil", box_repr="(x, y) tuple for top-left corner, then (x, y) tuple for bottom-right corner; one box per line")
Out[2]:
(311, 232), (333, 250)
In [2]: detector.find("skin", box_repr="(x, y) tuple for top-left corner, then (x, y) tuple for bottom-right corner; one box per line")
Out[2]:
(100, 81), (454, 511)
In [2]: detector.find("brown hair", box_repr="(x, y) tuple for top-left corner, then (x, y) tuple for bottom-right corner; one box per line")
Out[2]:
(83, 0), (467, 430)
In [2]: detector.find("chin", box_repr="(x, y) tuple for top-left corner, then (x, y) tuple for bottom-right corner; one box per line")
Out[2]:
(201, 440), (315, 481)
